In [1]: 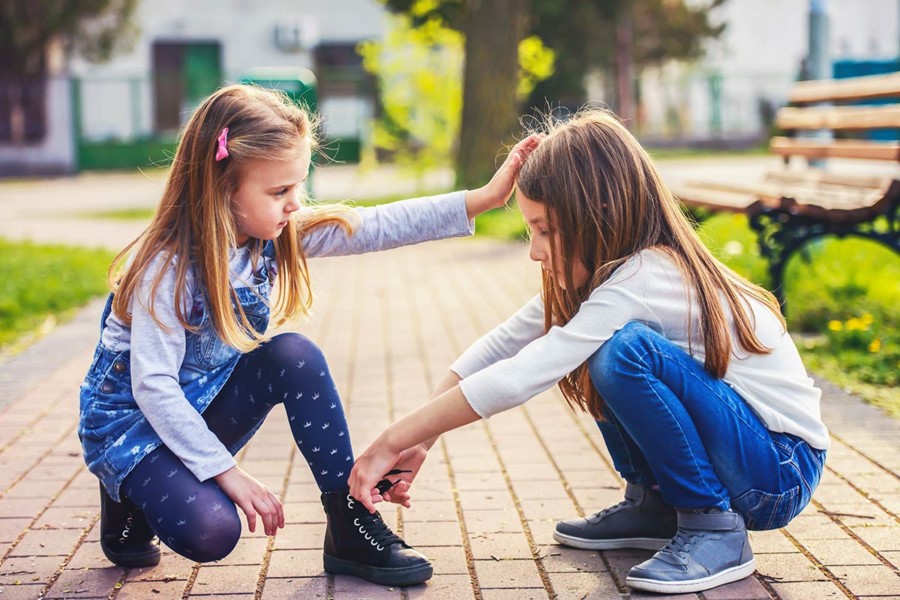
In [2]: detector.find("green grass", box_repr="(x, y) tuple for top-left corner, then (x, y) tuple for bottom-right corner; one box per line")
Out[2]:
(84, 208), (156, 220)
(0, 239), (114, 351)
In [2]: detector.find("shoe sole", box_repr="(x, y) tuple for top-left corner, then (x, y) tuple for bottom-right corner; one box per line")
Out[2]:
(553, 529), (671, 551)
(626, 556), (757, 594)
(101, 545), (161, 568)
(323, 554), (433, 586)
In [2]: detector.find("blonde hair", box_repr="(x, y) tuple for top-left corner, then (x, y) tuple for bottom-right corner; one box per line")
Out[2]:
(517, 109), (785, 420)
(110, 84), (353, 352)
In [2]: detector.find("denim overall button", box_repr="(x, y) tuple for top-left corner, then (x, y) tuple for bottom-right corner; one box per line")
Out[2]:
(113, 361), (126, 373)
(100, 382), (114, 394)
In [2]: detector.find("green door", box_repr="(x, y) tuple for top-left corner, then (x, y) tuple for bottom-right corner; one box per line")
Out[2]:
(184, 43), (222, 106)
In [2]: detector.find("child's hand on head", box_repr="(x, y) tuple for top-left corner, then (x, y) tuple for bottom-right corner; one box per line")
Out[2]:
(465, 134), (543, 219)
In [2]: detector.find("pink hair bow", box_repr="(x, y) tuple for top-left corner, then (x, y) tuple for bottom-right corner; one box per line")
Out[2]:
(215, 127), (229, 161)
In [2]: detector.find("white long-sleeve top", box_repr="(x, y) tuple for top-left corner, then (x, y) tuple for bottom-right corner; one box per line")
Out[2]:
(451, 248), (830, 450)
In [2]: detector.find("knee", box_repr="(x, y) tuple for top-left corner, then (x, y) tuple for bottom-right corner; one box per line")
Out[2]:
(588, 322), (657, 393)
(172, 503), (242, 563)
(265, 333), (327, 370)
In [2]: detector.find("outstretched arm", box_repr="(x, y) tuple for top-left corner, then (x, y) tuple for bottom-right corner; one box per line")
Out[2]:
(348, 384), (480, 513)
(301, 136), (541, 258)
(368, 370), (461, 507)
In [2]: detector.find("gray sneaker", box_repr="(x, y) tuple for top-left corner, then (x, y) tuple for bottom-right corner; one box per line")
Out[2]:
(553, 483), (676, 550)
(626, 509), (756, 594)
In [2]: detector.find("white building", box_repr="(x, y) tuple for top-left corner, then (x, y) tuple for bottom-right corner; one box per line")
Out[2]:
(1, 0), (388, 174)
(632, 0), (900, 142)
(2, 0), (898, 174)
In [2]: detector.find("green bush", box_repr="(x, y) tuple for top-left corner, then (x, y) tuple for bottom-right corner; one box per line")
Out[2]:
(0, 239), (114, 349)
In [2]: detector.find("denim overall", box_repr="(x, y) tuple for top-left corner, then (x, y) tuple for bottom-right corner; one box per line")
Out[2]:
(78, 243), (275, 502)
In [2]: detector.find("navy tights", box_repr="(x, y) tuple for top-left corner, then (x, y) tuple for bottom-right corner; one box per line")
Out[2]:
(120, 333), (354, 562)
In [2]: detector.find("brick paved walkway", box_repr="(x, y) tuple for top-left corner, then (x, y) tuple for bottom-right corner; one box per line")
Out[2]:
(0, 238), (898, 599)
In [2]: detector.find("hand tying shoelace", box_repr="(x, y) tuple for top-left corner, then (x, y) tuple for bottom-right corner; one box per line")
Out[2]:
(374, 469), (412, 495)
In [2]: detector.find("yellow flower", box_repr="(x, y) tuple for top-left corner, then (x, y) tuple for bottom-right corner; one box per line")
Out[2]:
(868, 339), (881, 353)
(846, 318), (864, 331)
(827, 320), (843, 332)
(861, 313), (874, 325)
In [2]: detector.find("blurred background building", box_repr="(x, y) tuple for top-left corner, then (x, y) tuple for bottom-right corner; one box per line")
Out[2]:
(0, 0), (898, 176)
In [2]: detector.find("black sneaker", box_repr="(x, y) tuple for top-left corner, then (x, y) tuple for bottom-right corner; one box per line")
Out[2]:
(321, 489), (433, 586)
(99, 484), (161, 568)
(554, 482), (676, 550)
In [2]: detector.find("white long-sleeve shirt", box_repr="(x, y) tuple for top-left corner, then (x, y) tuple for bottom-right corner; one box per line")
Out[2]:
(451, 248), (830, 450)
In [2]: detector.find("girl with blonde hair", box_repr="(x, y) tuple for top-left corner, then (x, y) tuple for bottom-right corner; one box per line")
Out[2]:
(350, 109), (828, 594)
(79, 83), (537, 586)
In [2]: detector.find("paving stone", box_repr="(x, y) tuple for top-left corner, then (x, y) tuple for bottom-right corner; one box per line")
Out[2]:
(190, 564), (261, 595)
(543, 568), (624, 598)
(702, 576), (771, 599)
(480, 588), (548, 599)
(43, 567), (122, 598)
(468, 532), (534, 560)
(265, 549), (323, 578)
(403, 520), (463, 546)
(418, 545), (469, 575)
(332, 574), (402, 598)
(768, 580), (848, 599)
(472, 558), (544, 589)
(260, 576), (328, 599)
(8, 528), (84, 557)
(30, 507), (96, 531)
(537, 546), (606, 574)
(802, 538), (884, 566)
(405, 574), (474, 598)
(115, 578), (189, 599)
(0, 583), (47, 599)
(826, 564), (900, 596)
(755, 553), (828, 582)
(0, 519), (31, 544)
(0, 555), (64, 585)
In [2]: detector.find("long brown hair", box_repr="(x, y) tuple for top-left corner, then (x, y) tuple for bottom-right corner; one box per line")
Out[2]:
(516, 109), (785, 419)
(110, 84), (353, 352)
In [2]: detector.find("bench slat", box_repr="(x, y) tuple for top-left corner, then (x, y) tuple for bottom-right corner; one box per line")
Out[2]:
(671, 185), (758, 212)
(770, 137), (900, 161)
(674, 179), (888, 214)
(763, 170), (890, 190)
(776, 105), (900, 130)
(789, 72), (900, 104)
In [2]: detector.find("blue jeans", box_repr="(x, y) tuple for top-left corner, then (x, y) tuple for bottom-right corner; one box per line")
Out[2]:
(589, 323), (826, 531)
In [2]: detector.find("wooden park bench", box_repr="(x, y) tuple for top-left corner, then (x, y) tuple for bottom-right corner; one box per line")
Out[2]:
(672, 72), (900, 310)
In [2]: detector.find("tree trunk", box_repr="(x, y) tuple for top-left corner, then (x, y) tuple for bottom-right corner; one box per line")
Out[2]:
(456, 0), (528, 190)
(614, 5), (635, 125)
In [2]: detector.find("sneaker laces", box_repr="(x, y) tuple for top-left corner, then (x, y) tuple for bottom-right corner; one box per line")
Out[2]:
(353, 510), (404, 550)
(656, 529), (700, 566)
(586, 499), (631, 524)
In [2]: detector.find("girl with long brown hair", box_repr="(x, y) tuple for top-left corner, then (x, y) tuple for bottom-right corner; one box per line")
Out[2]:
(78, 83), (537, 587)
(350, 109), (828, 594)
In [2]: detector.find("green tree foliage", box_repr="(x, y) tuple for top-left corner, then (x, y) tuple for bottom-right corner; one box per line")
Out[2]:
(378, 0), (553, 189)
(528, 0), (726, 113)
(364, 2), (553, 187)
(0, 0), (139, 143)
